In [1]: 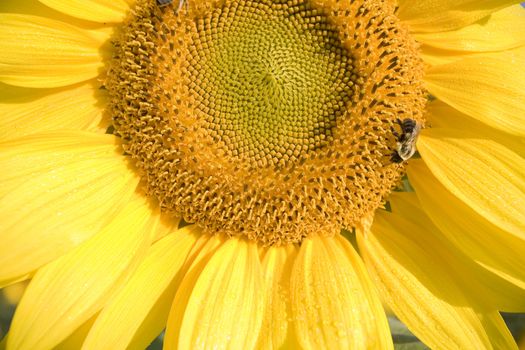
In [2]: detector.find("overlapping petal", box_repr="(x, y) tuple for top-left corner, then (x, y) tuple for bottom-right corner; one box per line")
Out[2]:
(397, 0), (522, 33)
(389, 192), (525, 311)
(0, 81), (108, 141)
(407, 160), (525, 310)
(164, 235), (224, 349)
(153, 214), (182, 242)
(358, 210), (518, 349)
(7, 197), (159, 350)
(0, 132), (138, 286)
(427, 100), (525, 156)
(38, 0), (131, 23)
(82, 226), (199, 350)
(0, 1), (106, 30)
(165, 237), (265, 350)
(0, 14), (110, 88)
(419, 45), (465, 66)
(257, 245), (300, 349)
(417, 129), (525, 238)
(290, 235), (392, 349)
(414, 5), (525, 52)
(55, 316), (97, 350)
(424, 47), (525, 136)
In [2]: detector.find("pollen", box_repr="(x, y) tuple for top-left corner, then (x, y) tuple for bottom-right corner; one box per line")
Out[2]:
(107, 0), (426, 245)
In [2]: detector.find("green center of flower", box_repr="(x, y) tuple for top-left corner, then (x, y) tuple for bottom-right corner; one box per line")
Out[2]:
(186, 2), (357, 165)
(107, 0), (426, 245)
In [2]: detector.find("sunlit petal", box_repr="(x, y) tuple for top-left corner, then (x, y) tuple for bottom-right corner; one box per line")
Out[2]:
(407, 160), (525, 309)
(397, 0), (522, 32)
(0, 14), (109, 87)
(359, 211), (517, 349)
(414, 5), (525, 51)
(424, 47), (525, 136)
(291, 235), (392, 349)
(0, 81), (108, 141)
(82, 226), (199, 350)
(38, 0), (131, 23)
(0, 132), (138, 286)
(417, 129), (525, 239)
(257, 245), (301, 349)
(8, 197), (158, 350)
(165, 237), (264, 350)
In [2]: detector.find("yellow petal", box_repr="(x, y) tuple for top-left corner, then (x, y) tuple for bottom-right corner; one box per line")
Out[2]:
(257, 245), (301, 349)
(397, 0), (522, 33)
(0, 14), (109, 88)
(82, 226), (200, 350)
(126, 285), (176, 350)
(1, 280), (28, 305)
(358, 210), (518, 349)
(0, 81), (108, 141)
(417, 129), (525, 239)
(153, 213), (182, 242)
(419, 45), (469, 67)
(0, 132), (138, 286)
(164, 234), (223, 350)
(0, 1), (108, 29)
(38, 0), (131, 23)
(414, 5), (525, 51)
(0, 133), (138, 285)
(418, 44), (500, 67)
(0, 274), (32, 291)
(407, 160), (525, 310)
(7, 197), (158, 350)
(291, 235), (392, 350)
(390, 192), (525, 311)
(165, 237), (265, 350)
(103, 222), (195, 349)
(479, 312), (521, 350)
(427, 100), (525, 156)
(0, 131), (123, 196)
(55, 316), (97, 350)
(424, 47), (525, 136)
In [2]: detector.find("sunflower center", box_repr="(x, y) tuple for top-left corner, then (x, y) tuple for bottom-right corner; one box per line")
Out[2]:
(107, 0), (426, 245)
(185, 2), (357, 166)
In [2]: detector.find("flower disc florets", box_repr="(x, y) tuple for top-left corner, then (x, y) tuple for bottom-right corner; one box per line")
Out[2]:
(107, 0), (426, 245)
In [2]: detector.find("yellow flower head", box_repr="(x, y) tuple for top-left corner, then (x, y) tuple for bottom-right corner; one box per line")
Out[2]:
(0, 0), (524, 349)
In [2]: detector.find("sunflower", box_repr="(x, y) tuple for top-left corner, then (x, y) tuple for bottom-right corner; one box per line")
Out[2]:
(1, 0), (524, 349)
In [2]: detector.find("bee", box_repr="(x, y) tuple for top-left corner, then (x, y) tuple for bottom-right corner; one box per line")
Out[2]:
(156, 0), (172, 6)
(391, 118), (421, 163)
(157, 0), (186, 12)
